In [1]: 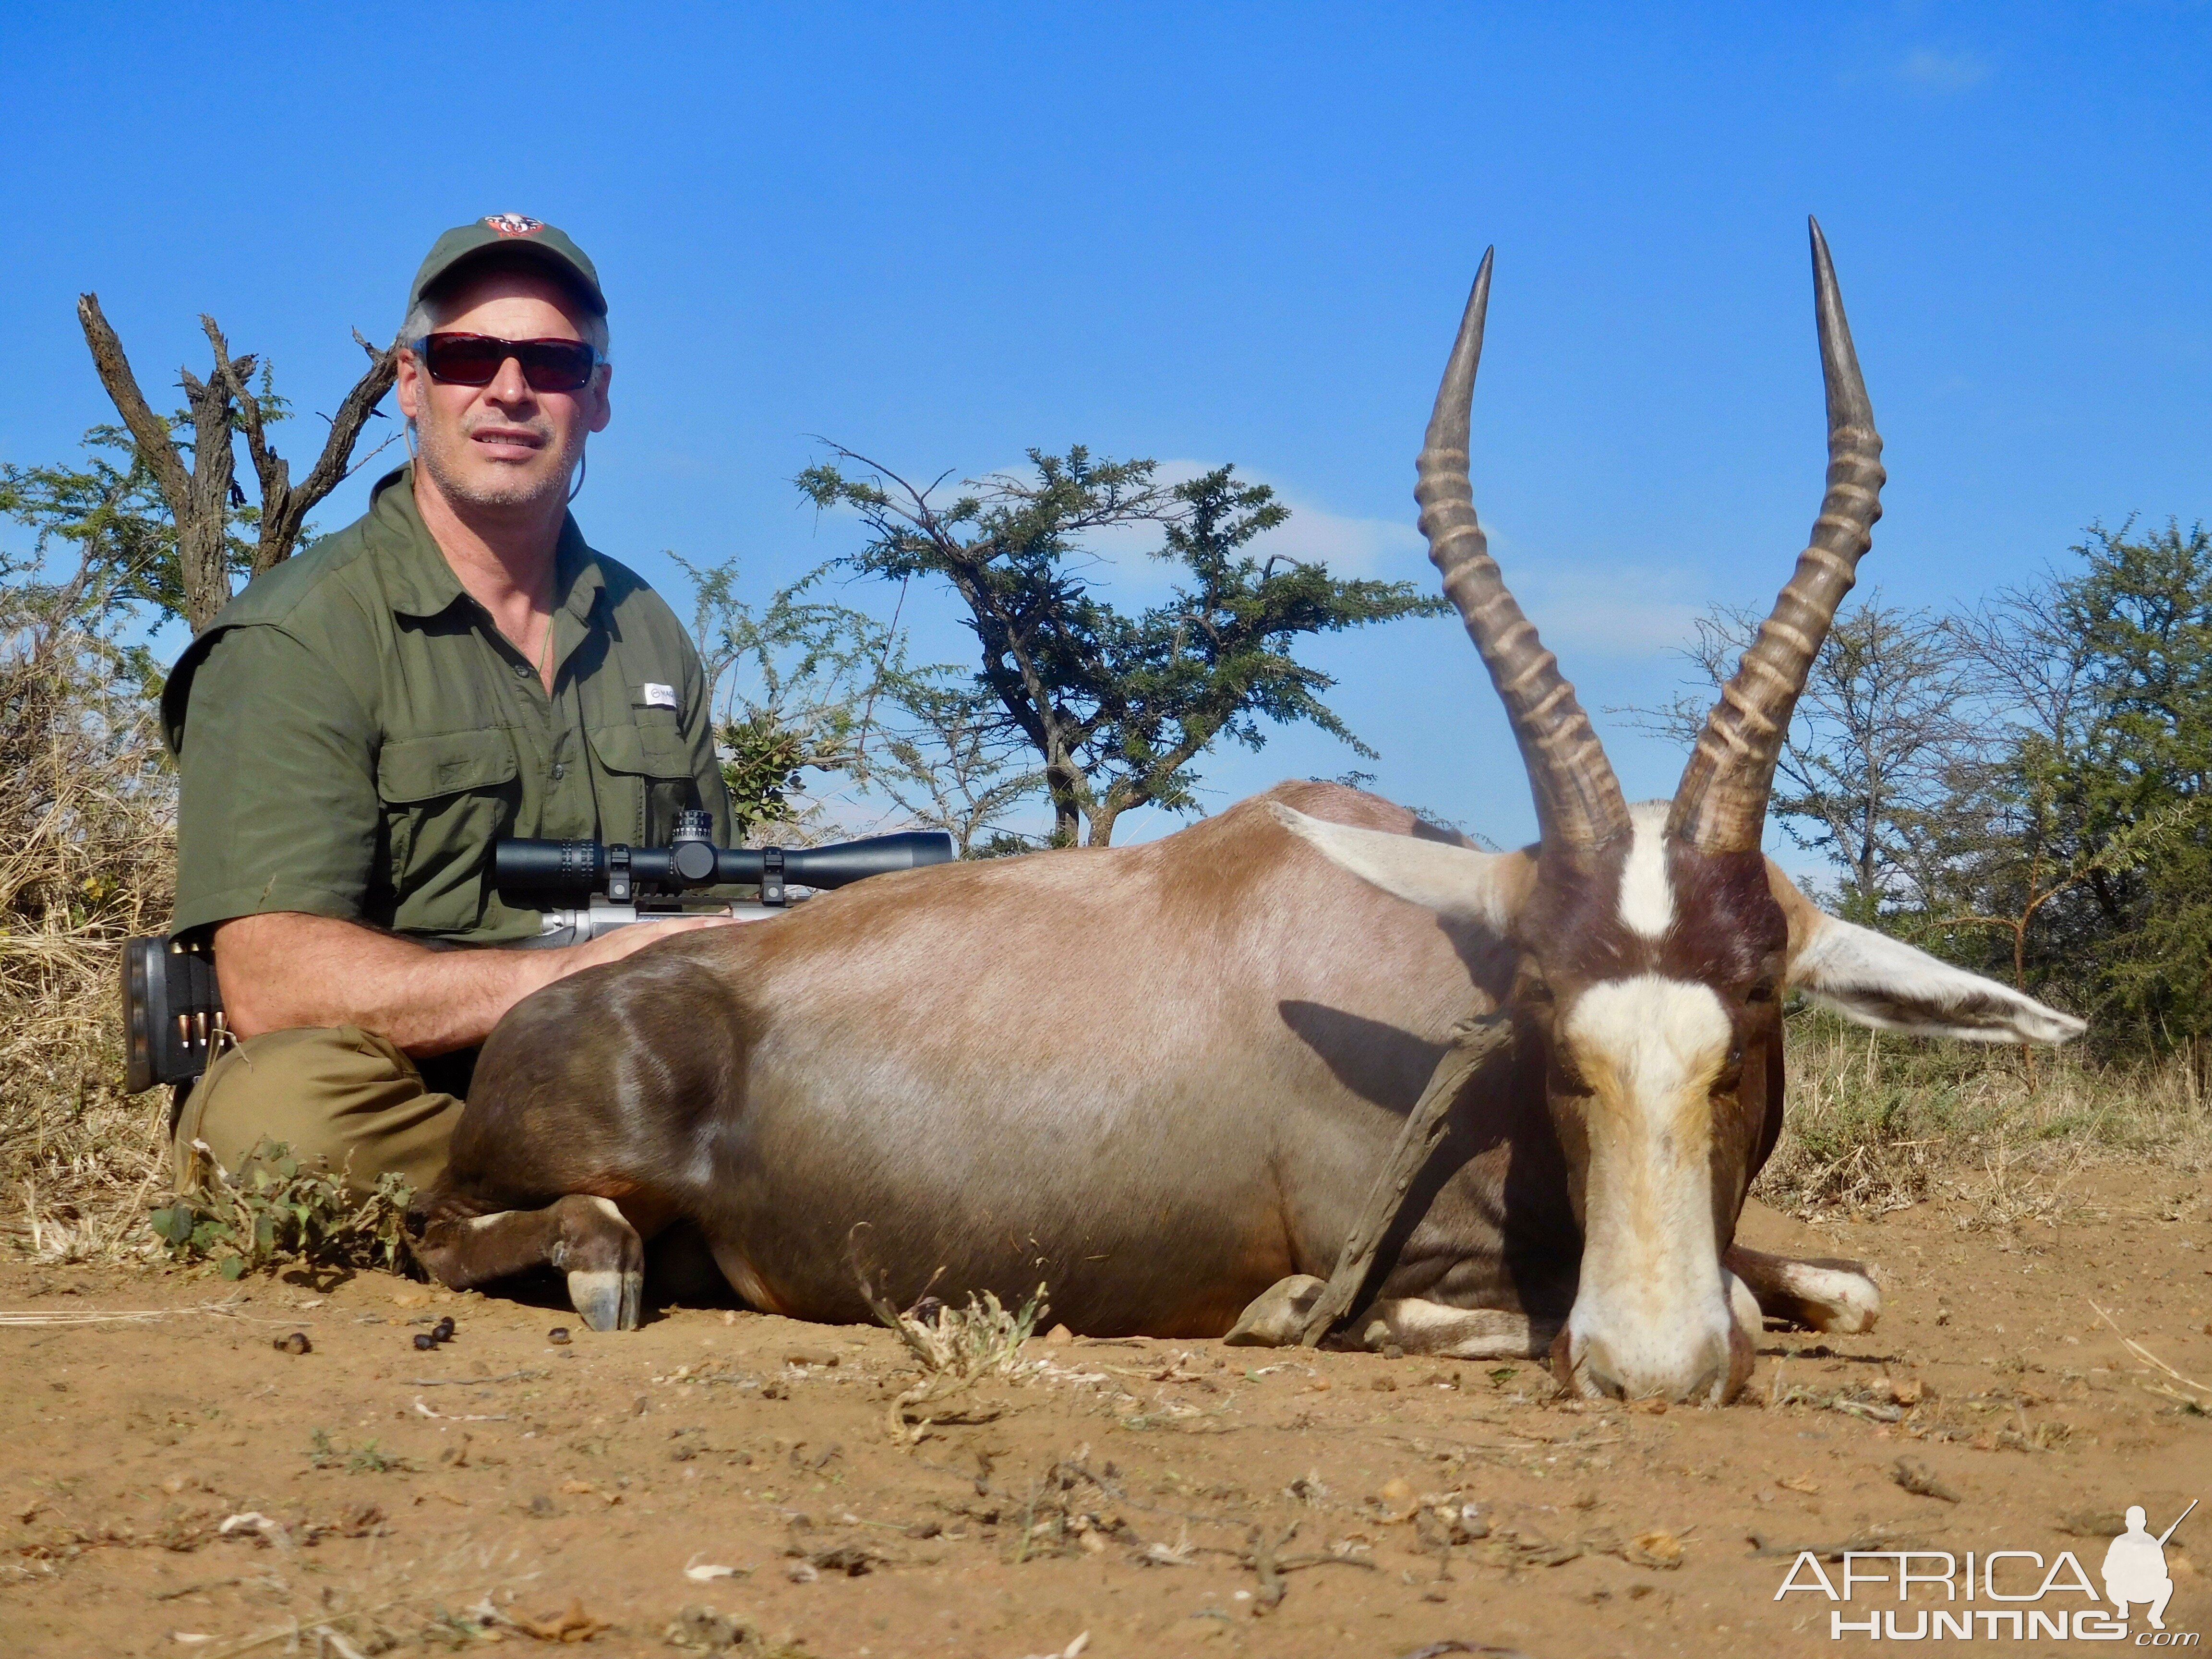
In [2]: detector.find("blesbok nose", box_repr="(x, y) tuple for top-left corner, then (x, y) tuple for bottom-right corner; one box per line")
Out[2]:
(1563, 1306), (1750, 1405)
(1557, 1283), (1760, 1407)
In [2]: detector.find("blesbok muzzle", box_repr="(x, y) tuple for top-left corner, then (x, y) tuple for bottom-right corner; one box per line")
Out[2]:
(1545, 975), (1759, 1404)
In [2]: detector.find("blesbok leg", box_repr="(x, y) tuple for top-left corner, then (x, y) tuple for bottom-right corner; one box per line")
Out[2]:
(1225, 1276), (1553, 1358)
(410, 1195), (645, 1333)
(1723, 1244), (1881, 1334)
(1351, 1298), (1553, 1358)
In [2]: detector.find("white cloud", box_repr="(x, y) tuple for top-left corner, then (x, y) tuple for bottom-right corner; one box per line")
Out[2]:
(1511, 559), (1708, 659)
(1896, 48), (1990, 91)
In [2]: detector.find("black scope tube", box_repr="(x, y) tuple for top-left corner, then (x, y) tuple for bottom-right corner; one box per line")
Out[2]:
(493, 830), (954, 894)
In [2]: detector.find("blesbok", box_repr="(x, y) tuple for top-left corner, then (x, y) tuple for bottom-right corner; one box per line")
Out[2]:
(409, 220), (2081, 1404)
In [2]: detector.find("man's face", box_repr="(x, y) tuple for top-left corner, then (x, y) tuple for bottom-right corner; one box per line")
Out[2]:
(395, 267), (612, 516)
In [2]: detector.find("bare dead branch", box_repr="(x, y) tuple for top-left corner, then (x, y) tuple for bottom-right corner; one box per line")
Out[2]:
(73, 294), (192, 516)
(255, 332), (397, 576)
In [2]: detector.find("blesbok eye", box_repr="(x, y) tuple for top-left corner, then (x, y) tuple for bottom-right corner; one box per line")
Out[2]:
(1745, 981), (1776, 1005)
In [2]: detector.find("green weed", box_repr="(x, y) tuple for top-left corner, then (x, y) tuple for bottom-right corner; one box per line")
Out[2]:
(151, 1136), (412, 1279)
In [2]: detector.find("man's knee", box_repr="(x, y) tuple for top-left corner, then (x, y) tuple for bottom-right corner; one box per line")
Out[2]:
(174, 1025), (462, 1196)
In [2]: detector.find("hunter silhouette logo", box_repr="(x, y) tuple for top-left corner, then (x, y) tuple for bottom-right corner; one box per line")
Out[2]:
(2108, 1500), (2195, 1632)
(483, 213), (544, 237)
(1773, 1494), (2199, 1640)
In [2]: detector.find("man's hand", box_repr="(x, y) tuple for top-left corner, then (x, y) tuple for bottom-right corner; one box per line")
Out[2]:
(214, 911), (749, 1057)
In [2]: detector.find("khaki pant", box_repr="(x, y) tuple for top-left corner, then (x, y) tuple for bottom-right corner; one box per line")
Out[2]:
(171, 1026), (469, 1197)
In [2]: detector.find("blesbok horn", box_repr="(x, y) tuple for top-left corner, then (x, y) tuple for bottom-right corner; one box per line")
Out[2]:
(1418, 250), (1631, 852)
(1668, 218), (1887, 854)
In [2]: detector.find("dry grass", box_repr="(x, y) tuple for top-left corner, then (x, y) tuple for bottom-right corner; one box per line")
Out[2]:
(0, 605), (176, 1265)
(1754, 1005), (2210, 1216)
(878, 1283), (1051, 1381)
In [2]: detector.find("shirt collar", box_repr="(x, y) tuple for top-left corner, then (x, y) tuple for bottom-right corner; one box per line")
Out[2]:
(372, 465), (606, 625)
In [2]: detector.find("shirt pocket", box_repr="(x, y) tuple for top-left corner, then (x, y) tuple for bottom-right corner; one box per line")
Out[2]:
(587, 720), (698, 847)
(375, 731), (520, 935)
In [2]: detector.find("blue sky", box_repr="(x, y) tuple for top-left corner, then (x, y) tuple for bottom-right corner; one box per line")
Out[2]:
(4, 4), (2208, 854)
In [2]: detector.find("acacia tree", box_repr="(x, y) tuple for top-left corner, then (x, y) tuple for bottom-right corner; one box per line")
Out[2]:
(799, 446), (1446, 846)
(72, 295), (397, 631)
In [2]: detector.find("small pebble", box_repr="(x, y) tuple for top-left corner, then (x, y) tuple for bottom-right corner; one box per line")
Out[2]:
(548, 1327), (572, 1345)
(272, 1331), (311, 1356)
(413, 1332), (437, 1351)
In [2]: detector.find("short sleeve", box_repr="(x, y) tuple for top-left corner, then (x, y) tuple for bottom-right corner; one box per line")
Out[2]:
(171, 625), (380, 936)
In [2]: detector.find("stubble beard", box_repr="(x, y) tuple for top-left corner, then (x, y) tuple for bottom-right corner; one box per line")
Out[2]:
(415, 410), (579, 516)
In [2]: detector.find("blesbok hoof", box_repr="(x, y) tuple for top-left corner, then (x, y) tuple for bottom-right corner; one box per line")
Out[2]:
(546, 1196), (647, 1333)
(1723, 1245), (1882, 1334)
(1225, 1274), (1327, 1346)
(567, 1265), (643, 1333)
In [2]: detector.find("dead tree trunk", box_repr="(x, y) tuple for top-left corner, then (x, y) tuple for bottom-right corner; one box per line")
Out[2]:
(74, 293), (397, 632)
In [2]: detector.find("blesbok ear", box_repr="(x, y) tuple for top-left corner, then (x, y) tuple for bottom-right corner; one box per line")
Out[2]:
(1768, 869), (2087, 1045)
(1269, 803), (1531, 935)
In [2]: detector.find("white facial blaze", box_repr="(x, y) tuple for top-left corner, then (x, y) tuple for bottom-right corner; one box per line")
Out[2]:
(1615, 801), (1674, 938)
(1562, 974), (1737, 1399)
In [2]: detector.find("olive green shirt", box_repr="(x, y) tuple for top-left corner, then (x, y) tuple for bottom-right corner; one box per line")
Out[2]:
(162, 466), (732, 945)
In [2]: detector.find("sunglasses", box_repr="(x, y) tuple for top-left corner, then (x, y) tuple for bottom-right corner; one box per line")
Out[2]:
(410, 333), (605, 393)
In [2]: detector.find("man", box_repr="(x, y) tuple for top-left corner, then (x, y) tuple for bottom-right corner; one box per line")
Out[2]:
(161, 215), (738, 1195)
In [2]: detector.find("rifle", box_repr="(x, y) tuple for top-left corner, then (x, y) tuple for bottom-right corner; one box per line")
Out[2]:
(121, 812), (953, 1092)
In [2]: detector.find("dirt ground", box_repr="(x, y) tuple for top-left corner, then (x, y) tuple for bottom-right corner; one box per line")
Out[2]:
(4, 1167), (2208, 1659)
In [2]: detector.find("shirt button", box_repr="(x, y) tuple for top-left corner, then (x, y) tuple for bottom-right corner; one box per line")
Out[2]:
(551, 763), (566, 781)
(512, 662), (529, 678)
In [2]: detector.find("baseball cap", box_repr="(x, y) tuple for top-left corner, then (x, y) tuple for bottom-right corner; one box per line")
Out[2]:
(406, 214), (606, 319)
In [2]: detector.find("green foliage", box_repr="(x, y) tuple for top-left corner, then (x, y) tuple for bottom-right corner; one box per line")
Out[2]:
(800, 445), (1446, 845)
(876, 674), (1044, 856)
(1923, 520), (2212, 1062)
(153, 1137), (413, 1279)
(0, 386), (293, 637)
(674, 554), (900, 838)
(2051, 521), (2212, 1048)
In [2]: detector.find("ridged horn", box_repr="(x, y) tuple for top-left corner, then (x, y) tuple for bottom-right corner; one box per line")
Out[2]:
(1418, 249), (1631, 852)
(1668, 218), (1887, 854)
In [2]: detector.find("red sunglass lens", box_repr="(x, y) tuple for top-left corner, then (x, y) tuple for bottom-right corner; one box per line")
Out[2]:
(421, 336), (596, 392)
(517, 341), (596, 391)
(423, 335), (505, 385)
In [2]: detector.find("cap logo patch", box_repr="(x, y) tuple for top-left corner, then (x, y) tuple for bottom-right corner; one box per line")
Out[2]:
(483, 213), (545, 238)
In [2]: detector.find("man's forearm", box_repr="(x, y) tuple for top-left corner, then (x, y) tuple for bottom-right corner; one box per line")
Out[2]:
(214, 914), (567, 1054)
(213, 911), (736, 1055)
